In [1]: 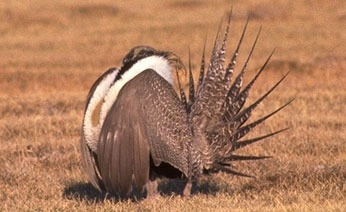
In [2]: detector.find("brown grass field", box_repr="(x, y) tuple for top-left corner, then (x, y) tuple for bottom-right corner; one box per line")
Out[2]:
(0, 0), (345, 211)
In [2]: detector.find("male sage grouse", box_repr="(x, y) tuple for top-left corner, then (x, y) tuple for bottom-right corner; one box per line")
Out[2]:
(81, 17), (292, 198)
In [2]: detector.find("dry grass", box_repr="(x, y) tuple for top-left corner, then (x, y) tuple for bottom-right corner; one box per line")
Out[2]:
(0, 0), (345, 211)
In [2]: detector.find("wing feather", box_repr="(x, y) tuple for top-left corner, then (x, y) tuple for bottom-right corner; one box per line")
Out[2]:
(138, 69), (191, 176)
(118, 122), (134, 193)
(133, 123), (150, 192)
(98, 80), (150, 194)
(97, 69), (191, 193)
(80, 133), (104, 191)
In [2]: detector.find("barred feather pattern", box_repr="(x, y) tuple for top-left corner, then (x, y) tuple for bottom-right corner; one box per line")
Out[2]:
(190, 16), (232, 131)
(183, 17), (292, 173)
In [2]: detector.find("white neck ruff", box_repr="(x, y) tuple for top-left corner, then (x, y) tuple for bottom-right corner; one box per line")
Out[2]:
(83, 55), (173, 152)
(100, 55), (173, 125)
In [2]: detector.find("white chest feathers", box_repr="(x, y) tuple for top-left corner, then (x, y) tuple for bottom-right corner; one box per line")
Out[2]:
(83, 69), (118, 152)
(83, 56), (173, 152)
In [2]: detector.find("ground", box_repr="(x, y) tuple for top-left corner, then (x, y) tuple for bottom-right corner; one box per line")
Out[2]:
(0, 0), (345, 211)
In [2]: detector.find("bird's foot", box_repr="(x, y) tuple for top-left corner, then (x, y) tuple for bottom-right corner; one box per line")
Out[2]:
(146, 180), (160, 199)
(182, 181), (192, 197)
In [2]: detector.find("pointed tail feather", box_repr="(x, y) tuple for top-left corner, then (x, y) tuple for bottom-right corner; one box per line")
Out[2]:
(232, 71), (290, 128)
(188, 47), (195, 106)
(213, 163), (254, 178)
(240, 26), (262, 75)
(196, 35), (207, 95)
(231, 128), (289, 151)
(230, 100), (294, 144)
(176, 70), (188, 110)
(219, 14), (232, 63)
(208, 18), (223, 71)
(229, 154), (272, 161)
(225, 49), (276, 121)
(224, 27), (262, 119)
(190, 16), (233, 126)
(222, 19), (249, 122)
(224, 17), (249, 82)
(205, 15), (230, 81)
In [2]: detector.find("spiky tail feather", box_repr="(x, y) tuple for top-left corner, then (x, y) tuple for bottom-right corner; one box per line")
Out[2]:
(181, 16), (292, 177)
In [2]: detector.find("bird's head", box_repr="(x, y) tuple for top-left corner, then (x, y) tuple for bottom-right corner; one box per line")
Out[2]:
(121, 46), (185, 75)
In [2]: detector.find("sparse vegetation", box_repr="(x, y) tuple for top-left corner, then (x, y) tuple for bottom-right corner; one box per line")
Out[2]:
(0, 0), (345, 211)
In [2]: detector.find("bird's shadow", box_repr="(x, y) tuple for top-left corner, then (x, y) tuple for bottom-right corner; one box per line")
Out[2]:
(63, 179), (220, 203)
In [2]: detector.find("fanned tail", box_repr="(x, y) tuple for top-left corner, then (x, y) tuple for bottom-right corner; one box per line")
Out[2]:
(180, 15), (292, 177)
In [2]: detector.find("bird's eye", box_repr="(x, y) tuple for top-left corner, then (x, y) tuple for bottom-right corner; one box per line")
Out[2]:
(137, 49), (149, 57)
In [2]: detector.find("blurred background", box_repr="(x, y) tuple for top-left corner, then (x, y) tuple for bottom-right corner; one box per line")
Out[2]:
(0, 0), (345, 211)
(1, 0), (345, 94)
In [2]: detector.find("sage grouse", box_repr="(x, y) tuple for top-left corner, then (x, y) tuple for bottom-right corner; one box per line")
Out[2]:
(81, 17), (292, 197)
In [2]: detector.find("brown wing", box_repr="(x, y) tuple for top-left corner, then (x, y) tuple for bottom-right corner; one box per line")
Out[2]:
(139, 70), (192, 174)
(97, 69), (192, 194)
(80, 133), (105, 191)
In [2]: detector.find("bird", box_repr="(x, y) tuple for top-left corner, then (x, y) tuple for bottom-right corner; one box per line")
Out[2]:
(80, 16), (292, 198)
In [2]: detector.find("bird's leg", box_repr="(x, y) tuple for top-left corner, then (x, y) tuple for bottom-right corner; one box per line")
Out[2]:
(146, 179), (159, 198)
(146, 171), (159, 199)
(182, 180), (192, 197)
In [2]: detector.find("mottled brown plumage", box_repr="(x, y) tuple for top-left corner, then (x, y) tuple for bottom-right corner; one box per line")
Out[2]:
(80, 17), (292, 198)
